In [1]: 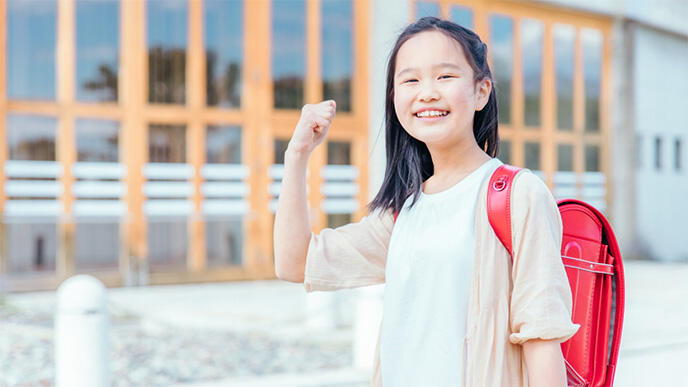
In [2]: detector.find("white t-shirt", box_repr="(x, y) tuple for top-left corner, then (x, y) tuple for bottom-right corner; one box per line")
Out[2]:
(380, 157), (503, 386)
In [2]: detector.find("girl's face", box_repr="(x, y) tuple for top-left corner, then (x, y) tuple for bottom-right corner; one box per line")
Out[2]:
(393, 30), (490, 150)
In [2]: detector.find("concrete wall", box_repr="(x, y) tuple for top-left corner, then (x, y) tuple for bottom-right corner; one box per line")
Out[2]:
(633, 24), (688, 261)
(533, 0), (688, 37)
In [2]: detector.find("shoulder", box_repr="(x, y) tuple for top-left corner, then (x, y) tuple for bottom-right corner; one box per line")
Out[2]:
(511, 169), (556, 205)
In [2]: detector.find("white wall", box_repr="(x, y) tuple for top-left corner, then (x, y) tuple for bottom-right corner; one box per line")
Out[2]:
(633, 25), (688, 261)
(533, 0), (688, 37)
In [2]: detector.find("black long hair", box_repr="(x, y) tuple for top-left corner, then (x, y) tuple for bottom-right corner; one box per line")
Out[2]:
(368, 17), (499, 215)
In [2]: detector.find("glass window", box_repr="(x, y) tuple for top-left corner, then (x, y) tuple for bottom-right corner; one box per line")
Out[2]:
(148, 0), (187, 104)
(522, 19), (543, 128)
(322, 0), (353, 112)
(450, 5), (473, 29)
(274, 138), (290, 164)
(75, 223), (119, 271)
(490, 14), (513, 125)
(655, 136), (662, 170)
(149, 220), (188, 270)
(206, 126), (241, 164)
(76, 119), (119, 162)
(8, 224), (57, 273)
(7, 114), (57, 161)
(585, 144), (600, 172)
(675, 138), (682, 172)
(327, 214), (351, 229)
(272, 0), (306, 109)
(76, 0), (119, 102)
(149, 124), (186, 163)
(205, 0), (243, 108)
(554, 24), (575, 131)
(524, 142), (540, 171)
(583, 29), (602, 133)
(416, 1), (439, 18)
(7, 0), (56, 100)
(498, 140), (511, 164)
(557, 143), (574, 171)
(206, 219), (243, 267)
(327, 141), (351, 165)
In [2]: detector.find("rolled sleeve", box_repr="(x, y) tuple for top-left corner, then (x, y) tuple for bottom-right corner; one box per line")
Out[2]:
(508, 171), (580, 344)
(304, 209), (394, 292)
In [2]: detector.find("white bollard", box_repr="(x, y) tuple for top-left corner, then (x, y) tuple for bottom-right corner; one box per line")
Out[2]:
(353, 284), (384, 370)
(55, 275), (110, 387)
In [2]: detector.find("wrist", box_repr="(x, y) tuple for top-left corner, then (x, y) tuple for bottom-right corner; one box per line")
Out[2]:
(285, 142), (311, 161)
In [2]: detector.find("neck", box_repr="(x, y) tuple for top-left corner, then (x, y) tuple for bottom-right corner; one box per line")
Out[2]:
(425, 136), (492, 182)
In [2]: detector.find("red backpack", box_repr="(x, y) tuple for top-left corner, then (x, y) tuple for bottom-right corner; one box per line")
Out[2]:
(487, 165), (625, 387)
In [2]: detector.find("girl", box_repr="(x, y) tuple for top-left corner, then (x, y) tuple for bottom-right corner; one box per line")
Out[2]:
(274, 17), (578, 387)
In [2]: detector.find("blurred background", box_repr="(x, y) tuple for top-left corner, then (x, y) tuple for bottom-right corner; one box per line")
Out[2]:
(0, 0), (686, 386)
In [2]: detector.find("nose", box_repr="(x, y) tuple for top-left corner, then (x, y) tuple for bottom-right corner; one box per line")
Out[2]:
(417, 80), (440, 102)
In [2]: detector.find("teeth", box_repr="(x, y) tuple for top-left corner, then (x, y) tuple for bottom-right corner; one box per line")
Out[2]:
(416, 110), (448, 117)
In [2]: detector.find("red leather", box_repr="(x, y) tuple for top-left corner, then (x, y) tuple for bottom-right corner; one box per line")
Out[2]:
(486, 164), (522, 254)
(488, 166), (625, 387)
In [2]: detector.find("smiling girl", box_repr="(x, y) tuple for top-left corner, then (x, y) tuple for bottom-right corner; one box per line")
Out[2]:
(274, 17), (578, 387)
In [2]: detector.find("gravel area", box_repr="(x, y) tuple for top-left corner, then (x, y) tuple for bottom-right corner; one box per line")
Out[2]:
(0, 303), (352, 387)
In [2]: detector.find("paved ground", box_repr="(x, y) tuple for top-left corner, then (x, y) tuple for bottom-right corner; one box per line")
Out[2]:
(1, 260), (687, 386)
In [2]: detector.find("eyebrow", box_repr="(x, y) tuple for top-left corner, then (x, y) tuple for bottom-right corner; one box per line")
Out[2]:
(395, 62), (462, 78)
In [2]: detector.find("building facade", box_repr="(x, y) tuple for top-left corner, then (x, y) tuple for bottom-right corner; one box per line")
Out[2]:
(1, 0), (685, 292)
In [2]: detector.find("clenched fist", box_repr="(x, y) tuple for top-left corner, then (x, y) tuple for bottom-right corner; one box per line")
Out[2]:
(287, 100), (336, 156)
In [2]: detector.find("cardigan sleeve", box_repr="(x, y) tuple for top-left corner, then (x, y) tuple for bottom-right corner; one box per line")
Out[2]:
(303, 208), (394, 292)
(508, 171), (580, 344)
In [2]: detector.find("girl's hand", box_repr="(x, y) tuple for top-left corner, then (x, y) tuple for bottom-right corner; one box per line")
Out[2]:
(288, 100), (337, 156)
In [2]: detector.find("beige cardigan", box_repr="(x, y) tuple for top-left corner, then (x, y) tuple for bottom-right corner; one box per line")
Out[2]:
(303, 168), (579, 387)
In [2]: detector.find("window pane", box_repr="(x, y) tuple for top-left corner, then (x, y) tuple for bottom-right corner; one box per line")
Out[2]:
(675, 138), (682, 171)
(272, 0), (305, 109)
(525, 142), (540, 170)
(450, 5), (473, 29)
(274, 138), (290, 164)
(7, 114), (57, 160)
(76, 119), (119, 162)
(327, 213), (351, 229)
(7, 0), (56, 100)
(8, 224), (57, 273)
(583, 29), (602, 132)
(75, 223), (118, 271)
(490, 14), (513, 125)
(148, 0), (187, 104)
(206, 126), (241, 164)
(555, 24), (575, 131)
(206, 219), (243, 266)
(76, 0), (119, 102)
(498, 140), (511, 164)
(557, 143), (573, 171)
(416, 1), (439, 18)
(205, 0), (242, 108)
(327, 141), (351, 165)
(149, 124), (186, 163)
(655, 136), (662, 170)
(322, 0), (353, 112)
(585, 144), (600, 172)
(522, 19), (543, 128)
(149, 220), (187, 270)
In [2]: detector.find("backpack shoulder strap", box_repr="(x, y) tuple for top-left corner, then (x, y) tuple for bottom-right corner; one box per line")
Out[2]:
(487, 164), (523, 256)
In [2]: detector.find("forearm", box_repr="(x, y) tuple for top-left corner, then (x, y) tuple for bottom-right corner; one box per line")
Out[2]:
(522, 339), (567, 387)
(273, 146), (312, 282)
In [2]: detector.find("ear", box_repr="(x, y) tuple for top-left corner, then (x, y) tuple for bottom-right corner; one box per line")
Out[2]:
(475, 78), (492, 112)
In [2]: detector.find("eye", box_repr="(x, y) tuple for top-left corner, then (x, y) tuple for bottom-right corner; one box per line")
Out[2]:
(439, 75), (455, 79)
(403, 79), (418, 84)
